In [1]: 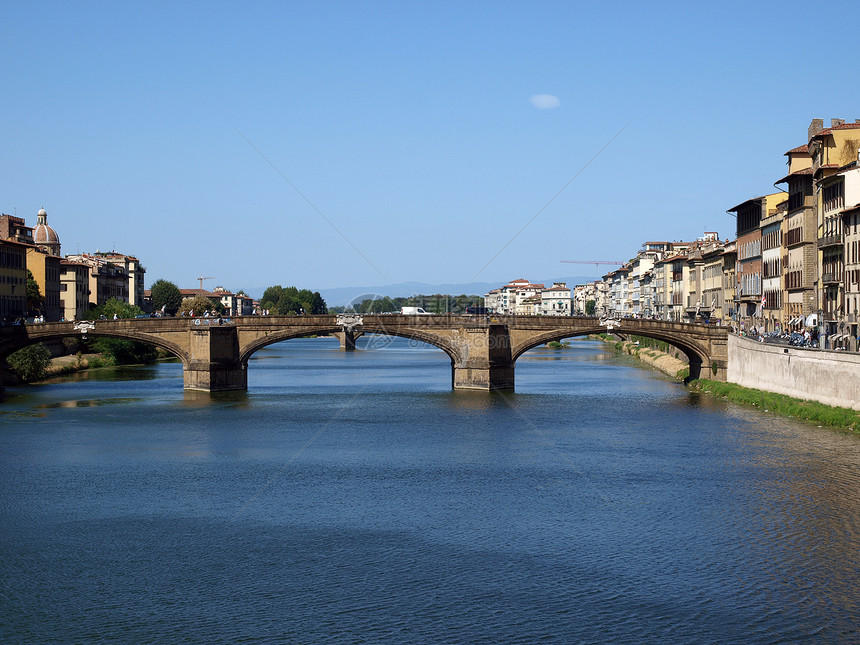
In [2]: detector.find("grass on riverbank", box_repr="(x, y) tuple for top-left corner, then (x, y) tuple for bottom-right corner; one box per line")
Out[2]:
(41, 348), (178, 379)
(691, 379), (860, 432)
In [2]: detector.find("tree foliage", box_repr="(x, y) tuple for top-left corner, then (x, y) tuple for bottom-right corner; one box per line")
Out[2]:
(80, 298), (156, 364)
(178, 294), (223, 316)
(350, 294), (483, 314)
(89, 338), (158, 365)
(26, 270), (42, 315)
(260, 285), (327, 315)
(84, 298), (145, 320)
(7, 343), (52, 382)
(150, 279), (183, 315)
(585, 299), (597, 316)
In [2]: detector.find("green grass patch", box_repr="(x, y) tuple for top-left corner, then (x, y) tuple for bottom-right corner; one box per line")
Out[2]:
(691, 379), (860, 432)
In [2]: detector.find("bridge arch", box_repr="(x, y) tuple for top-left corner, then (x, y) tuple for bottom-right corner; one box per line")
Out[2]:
(238, 324), (462, 366)
(239, 325), (343, 364)
(2, 315), (727, 392)
(0, 325), (188, 366)
(509, 326), (711, 381)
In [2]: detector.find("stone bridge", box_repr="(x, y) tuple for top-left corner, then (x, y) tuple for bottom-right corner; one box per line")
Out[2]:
(0, 315), (728, 392)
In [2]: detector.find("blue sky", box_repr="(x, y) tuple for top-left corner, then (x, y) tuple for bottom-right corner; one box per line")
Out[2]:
(3, 0), (859, 296)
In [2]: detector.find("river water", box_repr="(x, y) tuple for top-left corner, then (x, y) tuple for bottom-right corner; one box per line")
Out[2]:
(1, 337), (859, 643)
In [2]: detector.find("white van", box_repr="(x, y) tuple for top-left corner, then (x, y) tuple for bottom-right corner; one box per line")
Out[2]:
(400, 307), (430, 315)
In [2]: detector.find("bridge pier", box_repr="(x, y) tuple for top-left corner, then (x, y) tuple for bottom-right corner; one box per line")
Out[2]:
(451, 324), (515, 390)
(332, 330), (360, 351)
(183, 326), (246, 392)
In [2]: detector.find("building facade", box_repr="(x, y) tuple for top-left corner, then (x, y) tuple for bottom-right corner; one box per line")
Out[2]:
(540, 282), (572, 316)
(26, 247), (61, 321)
(60, 260), (91, 321)
(0, 239), (28, 321)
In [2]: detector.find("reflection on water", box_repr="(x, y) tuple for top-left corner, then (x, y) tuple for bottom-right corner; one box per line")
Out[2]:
(1, 337), (859, 643)
(36, 397), (143, 409)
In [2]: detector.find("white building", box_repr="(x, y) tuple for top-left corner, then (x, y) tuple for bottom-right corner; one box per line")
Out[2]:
(573, 282), (598, 315)
(484, 278), (543, 314)
(540, 282), (571, 316)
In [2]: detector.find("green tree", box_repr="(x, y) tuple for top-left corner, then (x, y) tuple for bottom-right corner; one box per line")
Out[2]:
(150, 279), (183, 315)
(261, 286), (284, 308)
(310, 291), (327, 314)
(178, 294), (221, 316)
(80, 298), (155, 364)
(89, 338), (157, 365)
(7, 343), (52, 382)
(26, 270), (42, 315)
(275, 292), (300, 315)
(585, 300), (596, 316)
(260, 285), (326, 315)
(85, 298), (144, 320)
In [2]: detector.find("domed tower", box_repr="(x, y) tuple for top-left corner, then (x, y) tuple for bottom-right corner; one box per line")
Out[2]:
(33, 206), (61, 256)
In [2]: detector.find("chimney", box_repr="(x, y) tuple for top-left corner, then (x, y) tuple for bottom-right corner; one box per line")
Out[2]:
(809, 118), (824, 141)
(831, 118), (845, 128)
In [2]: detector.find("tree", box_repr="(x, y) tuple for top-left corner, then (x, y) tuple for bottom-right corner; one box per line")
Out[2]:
(178, 294), (221, 316)
(150, 279), (183, 315)
(84, 298), (144, 321)
(79, 298), (155, 364)
(90, 338), (157, 365)
(7, 343), (52, 382)
(261, 286), (284, 308)
(275, 292), (300, 315)
(260, 285), (326, 315)
(585, 300), (597, 316)
(26, 270), (42, 315)
(310, 291), (327, 314)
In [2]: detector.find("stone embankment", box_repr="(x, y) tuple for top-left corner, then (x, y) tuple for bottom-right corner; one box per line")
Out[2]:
(594, 335), (688, 380)
(595, 332), (860, 428)
(43, 354), (102, 378)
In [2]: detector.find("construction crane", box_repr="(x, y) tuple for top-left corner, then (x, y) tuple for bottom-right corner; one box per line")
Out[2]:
(197, 276), (215, 293)
(561, 260), (625, 269)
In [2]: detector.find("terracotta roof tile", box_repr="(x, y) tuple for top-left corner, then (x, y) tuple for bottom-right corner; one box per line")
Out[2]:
(775, 167), (814, 184)
(811, 122), (860, 139)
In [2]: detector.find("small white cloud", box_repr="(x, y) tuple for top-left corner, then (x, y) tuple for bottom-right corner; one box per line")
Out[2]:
(529, 94), (561, 109)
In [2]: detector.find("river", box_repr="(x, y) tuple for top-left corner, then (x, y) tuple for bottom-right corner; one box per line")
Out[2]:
(1, 337), (859, 643)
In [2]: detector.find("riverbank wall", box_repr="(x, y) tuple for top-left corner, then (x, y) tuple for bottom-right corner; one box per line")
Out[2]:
(596, 336), (689, 380)
(727, 334), (860, 411)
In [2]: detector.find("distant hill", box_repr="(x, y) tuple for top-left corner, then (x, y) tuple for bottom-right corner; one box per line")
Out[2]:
(309, 276), (597, 307)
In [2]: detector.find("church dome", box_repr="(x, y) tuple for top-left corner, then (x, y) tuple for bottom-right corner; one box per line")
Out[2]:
(33, 223), (60, 243)
(33, 206), (61, 255)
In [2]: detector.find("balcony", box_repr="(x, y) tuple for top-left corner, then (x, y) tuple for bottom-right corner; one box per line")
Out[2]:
(821, 272), (842, 285)
(818, 234), (844, 249)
